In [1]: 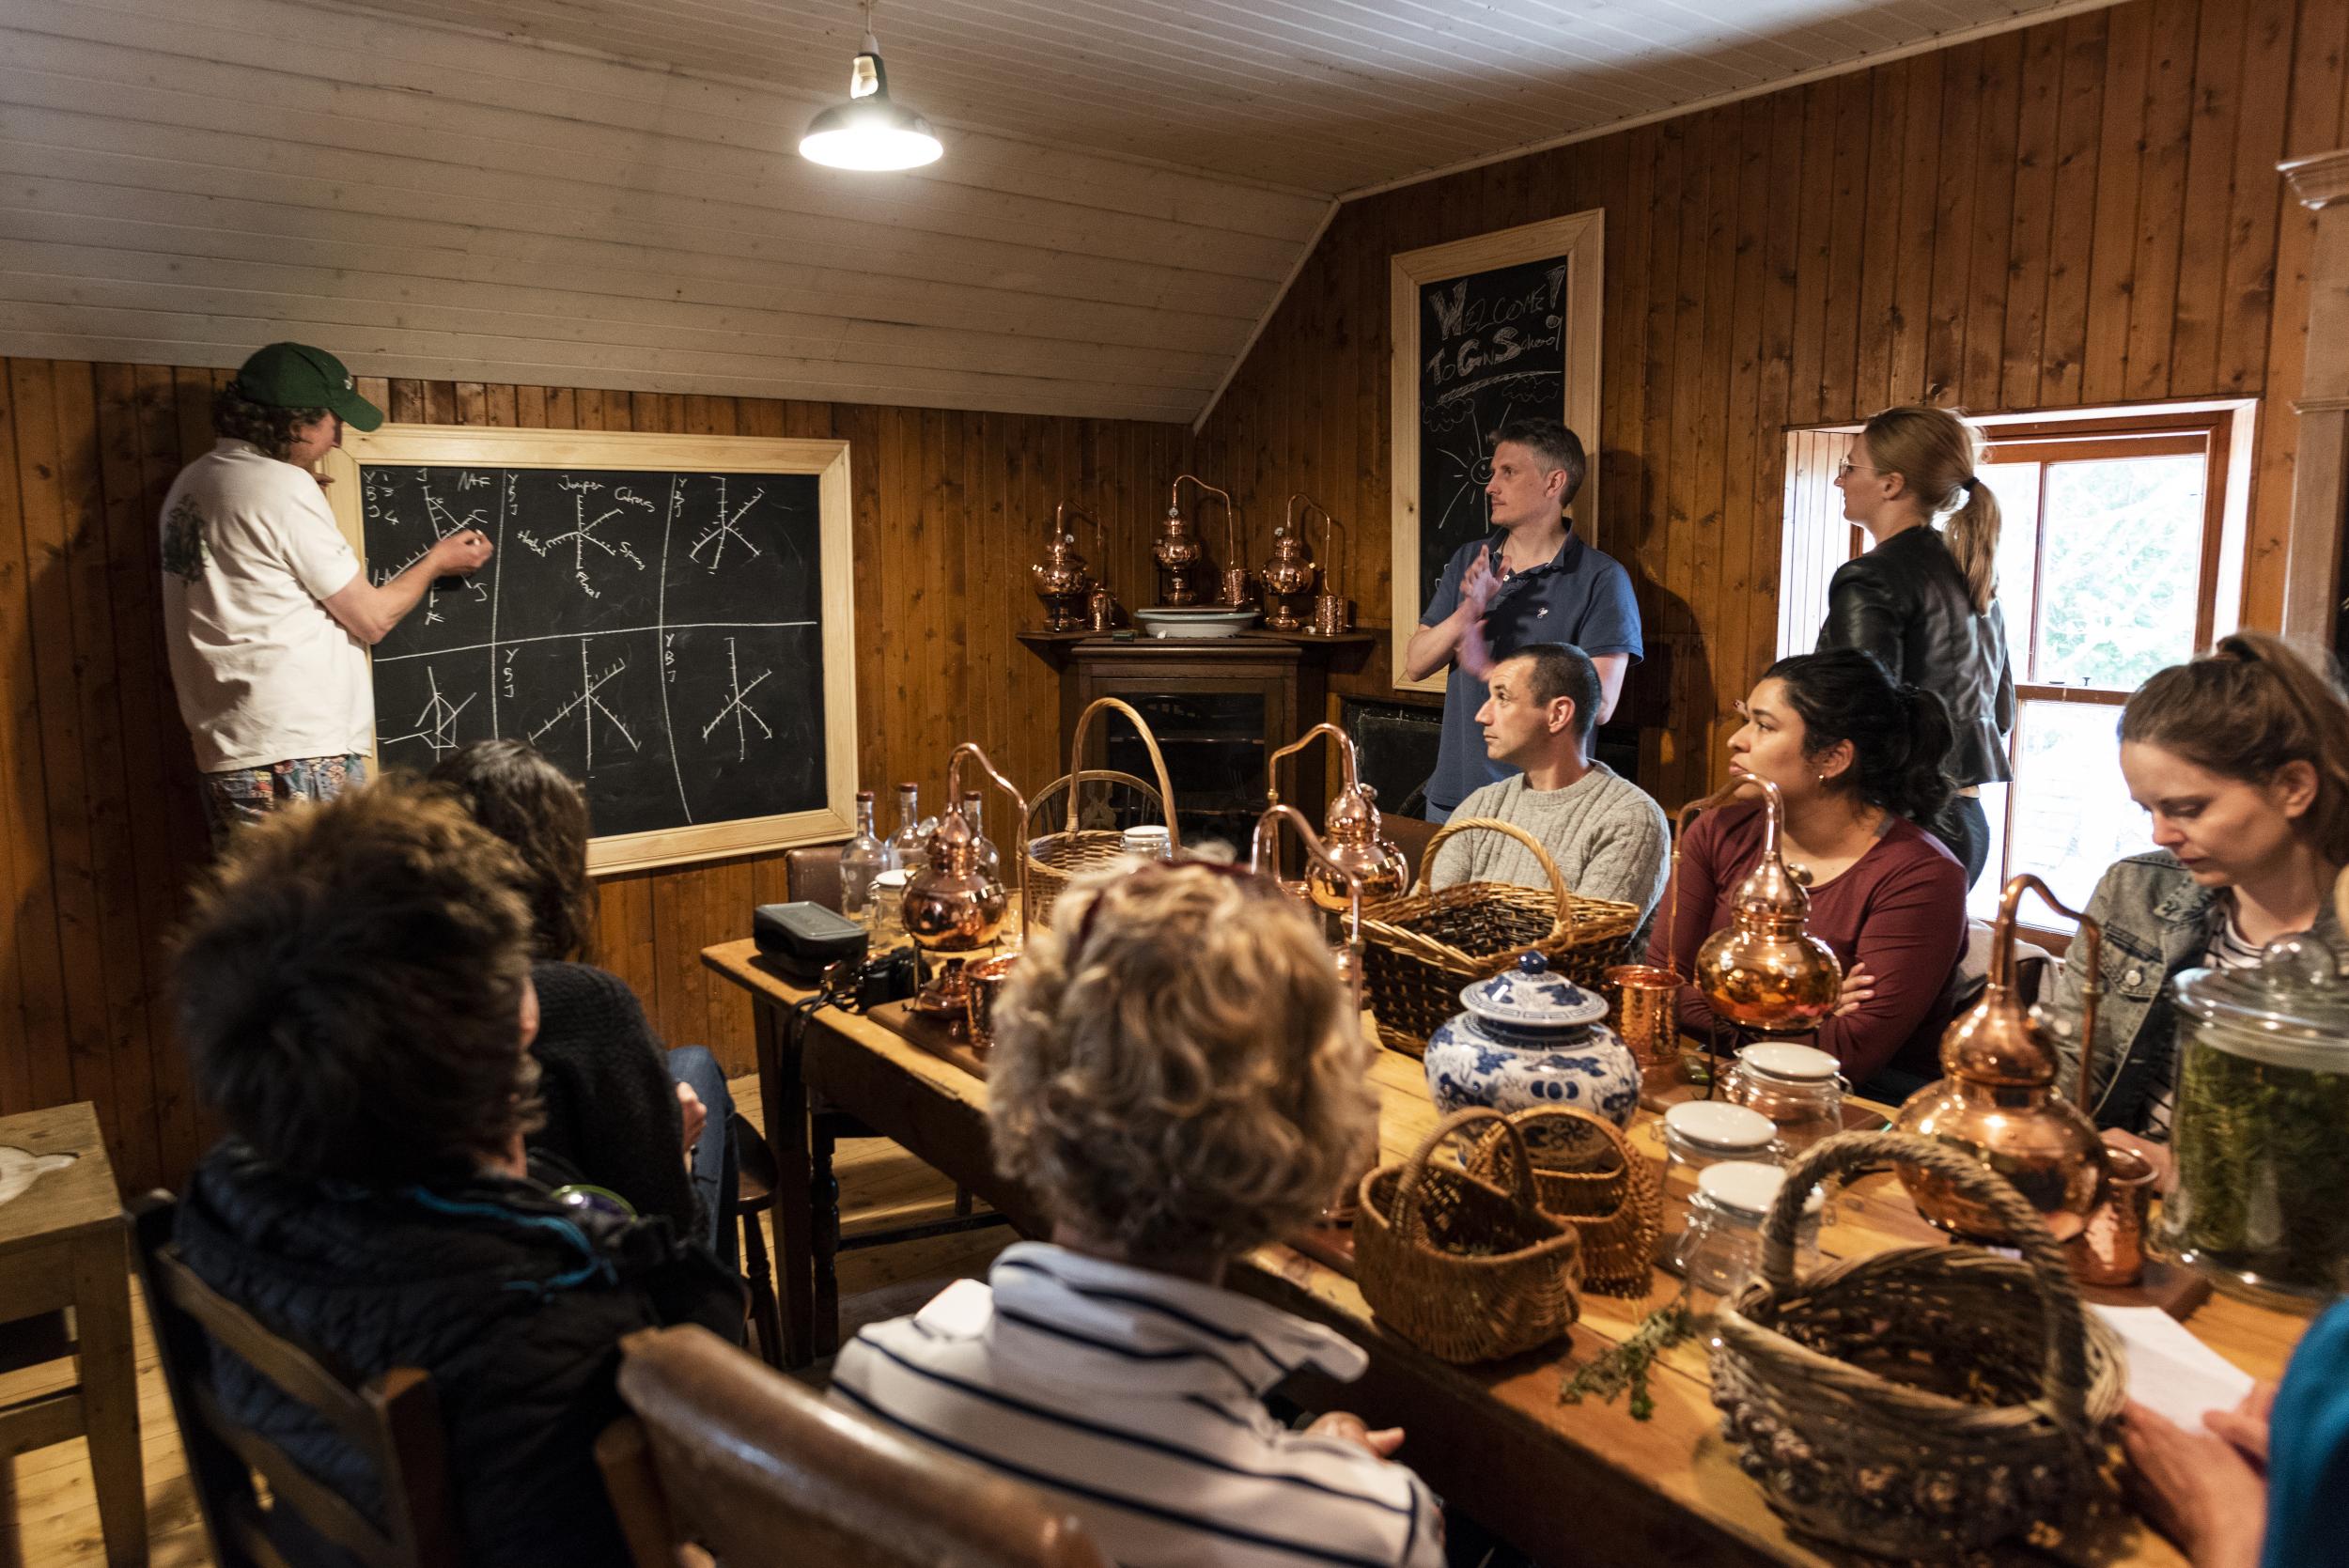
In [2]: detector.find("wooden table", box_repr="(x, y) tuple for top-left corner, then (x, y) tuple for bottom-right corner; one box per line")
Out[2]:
(704, 938), (2305, 1567)
(0, 1102), (146, 1568)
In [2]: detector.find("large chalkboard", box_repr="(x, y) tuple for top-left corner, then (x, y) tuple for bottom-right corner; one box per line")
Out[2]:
(1389, 211), (1603, 692)
(1416, 255), (1571, 603)
(326, 428), (858, 872)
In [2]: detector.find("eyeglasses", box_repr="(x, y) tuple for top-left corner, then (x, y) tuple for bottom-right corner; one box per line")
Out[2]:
(1836, 460), (1877, 479)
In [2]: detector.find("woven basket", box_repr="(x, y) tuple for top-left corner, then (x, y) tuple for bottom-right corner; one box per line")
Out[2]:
(1465, 1108), (1661, 1297)
(1354, 1107), (1582, 1363)
(1710, 1131), (2125, 1561)
(1359, 817), (1641, 1057)
(1022, 699), (1181, 930)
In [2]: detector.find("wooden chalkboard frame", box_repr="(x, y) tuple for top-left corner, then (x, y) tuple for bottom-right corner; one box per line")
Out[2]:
(320, 426), (858, 875)
(1388, 210), (1604, 692)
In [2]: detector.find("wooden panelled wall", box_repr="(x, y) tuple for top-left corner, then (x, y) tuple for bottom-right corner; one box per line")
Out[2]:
(1193, 0), (2349, 813)
(0, 362), (1186, 1189)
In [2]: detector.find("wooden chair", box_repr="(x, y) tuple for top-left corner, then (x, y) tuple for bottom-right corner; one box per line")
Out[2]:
(1386, 813), (1439, 890)
(128, 1193), (459, 1568)
(596, 1325), (1111, 1568)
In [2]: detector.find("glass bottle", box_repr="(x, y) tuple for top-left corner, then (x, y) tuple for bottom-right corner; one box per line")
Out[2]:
(962, 791), (1003, 883)
(838, 789), (888, 930)
(886, 782), (928, 876)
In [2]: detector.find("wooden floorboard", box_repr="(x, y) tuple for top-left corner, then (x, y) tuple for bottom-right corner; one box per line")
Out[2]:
(0, 1071), (1012, 1566)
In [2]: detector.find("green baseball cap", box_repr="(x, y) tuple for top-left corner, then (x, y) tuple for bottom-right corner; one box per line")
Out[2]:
(231, 342), (384, 431)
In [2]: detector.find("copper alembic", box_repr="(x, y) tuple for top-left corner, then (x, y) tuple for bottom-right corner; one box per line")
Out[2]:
(1156, 474), (1223, 606)
(1265, 722), (1408, 913)
(902, 742), (1031, 1020)
(1891, 874), (2110, 1249)
(1261, 493), (1326, 631)
(1031, 503), (1097, 631)
(1251, 802), (1377, 1222)
(1692, 776), (1843, 1032)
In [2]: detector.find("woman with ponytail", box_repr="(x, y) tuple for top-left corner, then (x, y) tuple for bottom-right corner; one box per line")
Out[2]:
(1646, 648), (1971, 1087)
(2043, 633), (2349, 1166)
(1820, 405), (2015, 882)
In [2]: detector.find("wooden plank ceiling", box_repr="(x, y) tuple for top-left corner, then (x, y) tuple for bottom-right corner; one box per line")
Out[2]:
(0, 0), (2105, 420)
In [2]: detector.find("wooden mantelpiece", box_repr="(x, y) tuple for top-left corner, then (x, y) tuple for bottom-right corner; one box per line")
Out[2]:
(2279, 148), (2349, 648)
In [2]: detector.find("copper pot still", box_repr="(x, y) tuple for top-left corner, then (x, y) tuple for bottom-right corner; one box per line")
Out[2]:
(1265, 722), (1409, 913)
(1890, 874), (2111, 1249)
(902, 743), (1031, 1017)
(1158, 474), (1228, 608)
(1262, 493), (1328, 631)
(1030, 502), (1097, 631)
(1691, 776), (1843, 1032)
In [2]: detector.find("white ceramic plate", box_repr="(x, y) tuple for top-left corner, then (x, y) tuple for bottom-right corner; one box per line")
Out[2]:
(1132, 606), (1261, 639)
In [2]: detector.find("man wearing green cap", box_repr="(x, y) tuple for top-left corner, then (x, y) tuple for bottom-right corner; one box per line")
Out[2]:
(160, 342), (493, 840)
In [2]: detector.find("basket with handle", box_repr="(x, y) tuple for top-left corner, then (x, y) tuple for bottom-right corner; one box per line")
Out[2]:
(1359, 817), (1641, 1057)
(1022, 699), (1182, 930)
(1465, 1107), (1661, 1297)
(1710, 1130), (2126, 1561)
(1354, 1107), (1582, 1363)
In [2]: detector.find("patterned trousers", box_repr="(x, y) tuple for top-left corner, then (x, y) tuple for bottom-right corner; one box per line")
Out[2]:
(200, 753), (370, 846)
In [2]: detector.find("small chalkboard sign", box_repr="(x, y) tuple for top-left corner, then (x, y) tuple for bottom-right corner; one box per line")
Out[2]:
(1389, 211), (1604, 692)
(323, 427), (858, 873)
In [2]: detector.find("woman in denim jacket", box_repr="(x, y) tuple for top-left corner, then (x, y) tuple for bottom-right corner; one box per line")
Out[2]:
(2042, 632), (2349, 1184)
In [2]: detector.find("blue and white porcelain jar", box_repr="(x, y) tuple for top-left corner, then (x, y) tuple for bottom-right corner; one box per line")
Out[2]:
(1423, 952), (1642, 1141)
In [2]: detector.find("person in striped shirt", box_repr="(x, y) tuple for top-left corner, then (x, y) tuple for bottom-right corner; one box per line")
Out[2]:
(831, 859), (1447, 1568)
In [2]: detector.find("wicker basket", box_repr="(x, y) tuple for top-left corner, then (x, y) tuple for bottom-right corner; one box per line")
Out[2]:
(1354, 1107), (1582, 1363)
(1022, 698), (1181, 930)
(1465, 1108), (1661, 1297)
(1710, 1131), (2125, 1561)
(1360, 817), (1641, 1057)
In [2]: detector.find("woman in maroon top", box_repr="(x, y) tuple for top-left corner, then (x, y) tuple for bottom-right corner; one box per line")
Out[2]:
(1647, 648), (1970, 1086)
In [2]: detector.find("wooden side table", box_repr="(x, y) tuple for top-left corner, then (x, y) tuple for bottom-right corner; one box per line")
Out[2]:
(0, 1102), (146, 1568)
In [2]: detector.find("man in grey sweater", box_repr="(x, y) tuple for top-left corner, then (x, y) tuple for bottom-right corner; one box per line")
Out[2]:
(1430, 643), (1669, 922)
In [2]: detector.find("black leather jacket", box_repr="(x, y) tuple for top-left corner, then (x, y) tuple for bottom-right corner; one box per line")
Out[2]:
(1816, 525), (2015, 787)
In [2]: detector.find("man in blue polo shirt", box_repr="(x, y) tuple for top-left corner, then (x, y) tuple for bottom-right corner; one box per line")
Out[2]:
(1404, 417), (1641, 822)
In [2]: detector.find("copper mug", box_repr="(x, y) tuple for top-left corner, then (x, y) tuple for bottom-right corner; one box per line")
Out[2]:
(1217, 566), (1254, 611)
(1608, 963), (1682, 1074)
(964, 953), (1020, 1048)
(2069, 1138), (2157, 1286)
(1311, 592), (1349, 636)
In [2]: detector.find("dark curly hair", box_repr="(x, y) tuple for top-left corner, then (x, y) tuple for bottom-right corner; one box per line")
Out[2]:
(211, 382), (331, 460)
(172, 783), (541, 1184)
(430, 739), (594, 961)
(1762, 648), (1956, 824)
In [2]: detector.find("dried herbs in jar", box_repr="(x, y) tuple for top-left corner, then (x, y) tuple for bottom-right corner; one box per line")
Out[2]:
(2155, 935), (2349, 1305)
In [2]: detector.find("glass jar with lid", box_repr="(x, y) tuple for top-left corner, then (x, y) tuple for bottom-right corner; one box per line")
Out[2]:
(1672, 1160), (1823, 1309)
(1722, 1041), (1846, 1157)
(1659, 1100), (1778, 1240)
(2155, 934), (2349, 1308)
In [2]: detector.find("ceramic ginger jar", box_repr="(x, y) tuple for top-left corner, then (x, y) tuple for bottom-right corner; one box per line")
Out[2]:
(1423, 952), (1642, 1147)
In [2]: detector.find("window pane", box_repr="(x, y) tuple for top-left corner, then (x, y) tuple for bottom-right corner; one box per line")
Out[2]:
(2033, 456), (2206, 691)
(2003, 699), (2144, 911)
(1965, 781), (2012, 922)
(1974, 460), (2041, 684)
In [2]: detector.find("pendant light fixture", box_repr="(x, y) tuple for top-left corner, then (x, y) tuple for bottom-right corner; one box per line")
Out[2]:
(799, 0), (942, 172)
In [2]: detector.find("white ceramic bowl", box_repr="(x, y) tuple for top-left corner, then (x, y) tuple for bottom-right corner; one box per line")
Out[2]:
(1132, 606), (1260, 639)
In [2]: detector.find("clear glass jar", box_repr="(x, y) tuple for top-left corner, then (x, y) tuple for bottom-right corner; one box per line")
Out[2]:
(870, 869), (910, 952)
(1723, 1042), (1847, 1158)
(1672, 1160), (1823, 1311)
(2159, 936), (2349, 1306)
(1660, 1100), (1779, 1243)
(1120, 825), (1174, 861)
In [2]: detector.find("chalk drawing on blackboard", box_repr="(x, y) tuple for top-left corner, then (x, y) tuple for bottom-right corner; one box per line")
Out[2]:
(528, 643), (643, 768)
(381, 668), (474, 759)
(517, 477), (650, 599)
(689, 476), (766, 570)
(699, 637), (775, 762)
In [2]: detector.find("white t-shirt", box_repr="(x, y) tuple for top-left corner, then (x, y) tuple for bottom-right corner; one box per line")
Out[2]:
(159, 440), (372, 772)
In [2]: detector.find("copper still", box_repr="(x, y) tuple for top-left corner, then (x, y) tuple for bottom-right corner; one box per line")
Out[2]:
(1030, 503), (1097, 631)
(1690, 777), (1843, 1032)
(902, 742), (1031, 1017)
(1156, 474), (1225, 607)
(1890, 874), (2110, 1247)
(1310, 507), (1350, 636)
(1265, 722), (1408, 913)
(1262, 493), (1327, 631)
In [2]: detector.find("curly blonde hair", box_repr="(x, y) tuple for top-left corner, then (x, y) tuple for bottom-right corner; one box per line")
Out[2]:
(987, 862), (1377, 1264)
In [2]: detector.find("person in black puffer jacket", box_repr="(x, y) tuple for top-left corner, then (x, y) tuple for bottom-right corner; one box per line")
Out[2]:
(168, 783), (744, 1568)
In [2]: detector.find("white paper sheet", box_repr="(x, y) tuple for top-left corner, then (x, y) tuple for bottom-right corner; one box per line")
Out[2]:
(2092, 1303), (2257, 1429)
